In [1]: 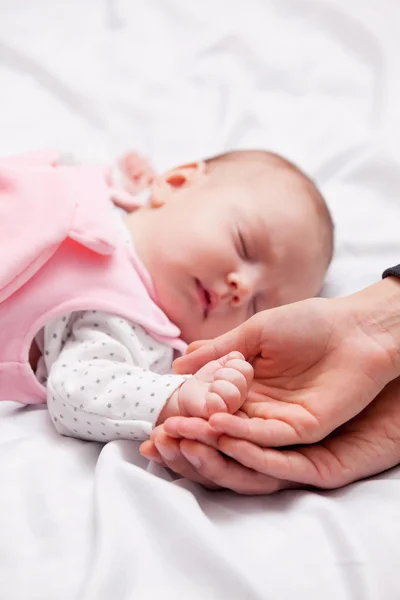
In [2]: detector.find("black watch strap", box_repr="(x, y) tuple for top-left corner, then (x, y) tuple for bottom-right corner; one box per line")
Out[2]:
(382, 265), (400, 279)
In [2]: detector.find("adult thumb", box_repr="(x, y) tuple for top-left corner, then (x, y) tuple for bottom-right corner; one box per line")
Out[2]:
(186, 340), (209, 354)
(173, 313), (265, 374)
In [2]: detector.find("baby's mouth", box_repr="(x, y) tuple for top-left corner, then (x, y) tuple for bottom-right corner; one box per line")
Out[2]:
(195, 278), (211, 318)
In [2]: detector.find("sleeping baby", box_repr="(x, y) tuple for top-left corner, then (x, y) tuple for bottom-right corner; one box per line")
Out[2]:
(0, 148), (333, 442)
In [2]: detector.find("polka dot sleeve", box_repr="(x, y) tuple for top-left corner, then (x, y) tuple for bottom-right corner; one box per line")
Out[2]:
(45, 311), (189, 442)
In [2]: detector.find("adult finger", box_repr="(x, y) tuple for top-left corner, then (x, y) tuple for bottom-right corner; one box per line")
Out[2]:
(186, 340), (209, 354)
(151, 430), (222, 489)
(179, 440), (295, 495)
(217, 436), (322, 485)
(209, 404), (323, 447)
(139, 440), (166, 465)
(217, 419), (400, 489)
(163, 416), (221, 447)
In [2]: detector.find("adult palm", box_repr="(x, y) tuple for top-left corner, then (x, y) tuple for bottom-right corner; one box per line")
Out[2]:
(175, 293), (396, 447)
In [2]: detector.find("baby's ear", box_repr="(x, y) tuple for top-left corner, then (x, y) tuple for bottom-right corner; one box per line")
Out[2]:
(150, 161), (206, 208)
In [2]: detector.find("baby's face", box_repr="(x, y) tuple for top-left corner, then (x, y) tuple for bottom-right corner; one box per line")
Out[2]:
(129, 167), (325, 343)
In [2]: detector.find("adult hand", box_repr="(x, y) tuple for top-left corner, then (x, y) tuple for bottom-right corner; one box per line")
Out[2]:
(173, 278), (400, 447)
(142, 374), (400, 492)
(140, 423), (294, 494)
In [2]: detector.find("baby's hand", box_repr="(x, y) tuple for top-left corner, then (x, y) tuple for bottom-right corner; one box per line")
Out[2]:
(180, 351), (253, 418)
(118, 151), (156, 195)
(157, 352), (253, 424)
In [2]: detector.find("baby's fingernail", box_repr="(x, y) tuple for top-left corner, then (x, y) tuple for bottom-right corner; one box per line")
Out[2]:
(228, 351), (243, 360)
(180, 448), (201, 468)
(154, 442), (179, 461)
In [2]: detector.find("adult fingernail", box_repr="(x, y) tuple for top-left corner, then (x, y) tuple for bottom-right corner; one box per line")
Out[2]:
(147, 454), (165, 465)
(181, 448), (201, 468)
(154, 442), (178, 461)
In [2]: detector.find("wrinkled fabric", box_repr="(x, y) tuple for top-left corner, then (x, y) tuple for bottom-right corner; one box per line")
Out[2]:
(0, 153), (184, 404)
(0, 1), (400, 599)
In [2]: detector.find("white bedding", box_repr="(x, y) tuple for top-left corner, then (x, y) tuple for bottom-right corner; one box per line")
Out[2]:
(1, 1), (400, 598)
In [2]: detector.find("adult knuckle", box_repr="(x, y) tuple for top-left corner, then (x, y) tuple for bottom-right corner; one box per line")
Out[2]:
(291, 409), (326, 443)
(307, 446), (347, 489)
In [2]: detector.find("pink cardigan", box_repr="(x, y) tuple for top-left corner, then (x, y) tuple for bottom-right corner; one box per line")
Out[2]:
(0, 151), (184, 405)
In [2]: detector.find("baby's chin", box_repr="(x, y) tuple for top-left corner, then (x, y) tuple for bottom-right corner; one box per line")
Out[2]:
(174, 316), (214, 345)
(176, 322), (201, 345)
(158, 304), (196, 344)
(177, 318), (232, 346)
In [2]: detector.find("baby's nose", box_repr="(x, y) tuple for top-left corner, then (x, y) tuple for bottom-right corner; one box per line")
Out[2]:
(226, 273), (252, 306)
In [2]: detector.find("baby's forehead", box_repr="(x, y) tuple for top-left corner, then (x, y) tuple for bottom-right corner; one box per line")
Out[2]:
(226, 166), (306, 210)
(207, 156), (317, 228)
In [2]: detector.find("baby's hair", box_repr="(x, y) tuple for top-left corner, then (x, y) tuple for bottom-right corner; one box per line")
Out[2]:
(204, 149), (334, 269)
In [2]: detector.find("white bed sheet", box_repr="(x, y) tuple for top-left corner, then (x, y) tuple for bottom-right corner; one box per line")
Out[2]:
(1, 1), (400, 598)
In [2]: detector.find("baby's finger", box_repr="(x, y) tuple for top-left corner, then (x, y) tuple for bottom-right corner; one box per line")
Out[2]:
(163, 416), (221, 447)
(205, 391), (228, 415)
(209, 379), (242, 414)
(214, 363), (252, 399)
(223, 359), (253, 389)
(193, 352), (245, 383)
(218, 351), (245, 365)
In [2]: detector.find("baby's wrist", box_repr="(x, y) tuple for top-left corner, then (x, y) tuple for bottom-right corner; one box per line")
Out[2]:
(155, 388), (182, 426)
